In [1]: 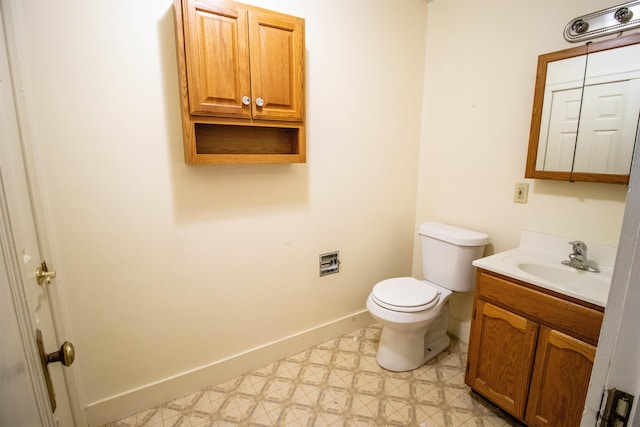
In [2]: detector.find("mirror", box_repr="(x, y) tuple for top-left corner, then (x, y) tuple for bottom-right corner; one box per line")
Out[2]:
(526, 33), (640, 184)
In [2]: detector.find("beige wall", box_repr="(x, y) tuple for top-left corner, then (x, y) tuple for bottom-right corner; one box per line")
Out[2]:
(414, 0), (630, 338)
(7, 0), (428, 412)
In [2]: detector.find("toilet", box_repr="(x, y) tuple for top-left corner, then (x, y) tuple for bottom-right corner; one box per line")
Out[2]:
(366, 222), (489, 372)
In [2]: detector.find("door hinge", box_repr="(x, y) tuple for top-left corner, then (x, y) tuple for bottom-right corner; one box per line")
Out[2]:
(473, 308), (476, 320)
(599, 388), (634, 426)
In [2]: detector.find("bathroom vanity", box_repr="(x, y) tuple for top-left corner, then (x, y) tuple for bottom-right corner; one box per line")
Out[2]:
(465, 231), (614, 427)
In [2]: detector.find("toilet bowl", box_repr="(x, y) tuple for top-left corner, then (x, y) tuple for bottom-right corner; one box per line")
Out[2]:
(366, 277), (452, 371)
(366, 222), (489, 372)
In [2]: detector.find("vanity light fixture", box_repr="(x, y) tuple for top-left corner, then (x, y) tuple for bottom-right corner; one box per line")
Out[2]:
(565, 0), (640, 42)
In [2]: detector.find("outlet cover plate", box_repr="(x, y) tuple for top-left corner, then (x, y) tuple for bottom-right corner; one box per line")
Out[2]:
(514, 183), (529, 204)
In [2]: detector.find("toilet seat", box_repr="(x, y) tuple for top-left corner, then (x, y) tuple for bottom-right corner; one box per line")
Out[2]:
(371, 277), (440, 313)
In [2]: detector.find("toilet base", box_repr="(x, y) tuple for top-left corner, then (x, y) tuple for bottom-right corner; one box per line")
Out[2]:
(422, 334), (451, 365)
(376, 330), (451, 372)
(375, 304), (451, 372)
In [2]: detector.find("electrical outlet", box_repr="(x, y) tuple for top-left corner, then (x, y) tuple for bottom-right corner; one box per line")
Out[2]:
(514, 182), (529, 204)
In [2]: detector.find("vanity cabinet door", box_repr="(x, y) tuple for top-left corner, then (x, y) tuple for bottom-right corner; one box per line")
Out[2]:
(525, 327), (596, 427)
(466, 300), (538, 420)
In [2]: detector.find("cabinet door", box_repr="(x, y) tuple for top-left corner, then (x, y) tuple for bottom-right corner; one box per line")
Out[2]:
(184, 0), (251, 117)
(525, 327), (596, 427)
(466, 300), (538, 420)
(248, 11), (304, 121)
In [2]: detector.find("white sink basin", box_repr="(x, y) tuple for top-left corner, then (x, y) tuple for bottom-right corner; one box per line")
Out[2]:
(516, 261), (610, 291)
(474, 249), (613, 307)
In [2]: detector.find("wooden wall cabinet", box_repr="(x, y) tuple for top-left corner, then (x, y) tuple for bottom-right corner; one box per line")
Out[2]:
(174, 0), (306, 164)
(466, 269), (603, 427)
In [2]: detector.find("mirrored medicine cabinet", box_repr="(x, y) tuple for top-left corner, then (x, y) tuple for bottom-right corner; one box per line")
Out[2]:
(526, 33), (640, 184)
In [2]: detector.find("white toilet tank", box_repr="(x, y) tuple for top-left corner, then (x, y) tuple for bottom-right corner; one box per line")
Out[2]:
(419, 222), (489, 292)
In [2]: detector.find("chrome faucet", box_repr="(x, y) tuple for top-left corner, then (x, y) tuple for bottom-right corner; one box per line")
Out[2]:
(561, 240), (600, 272)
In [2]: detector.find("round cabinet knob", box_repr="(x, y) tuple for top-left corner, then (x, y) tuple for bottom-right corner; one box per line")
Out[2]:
(255, 97), (264, 107)
(242, 96), (251, 106)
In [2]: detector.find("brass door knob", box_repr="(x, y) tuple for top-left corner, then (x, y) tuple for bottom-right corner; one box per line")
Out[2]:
(36, 329), (76, 411)
(46, 341), (75, 367)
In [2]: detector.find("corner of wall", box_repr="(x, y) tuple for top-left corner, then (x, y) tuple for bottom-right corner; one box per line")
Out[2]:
(447, 318), (470, 349)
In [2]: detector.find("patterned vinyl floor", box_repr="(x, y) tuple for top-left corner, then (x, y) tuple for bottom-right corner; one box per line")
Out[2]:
(104, 324), (523, 426)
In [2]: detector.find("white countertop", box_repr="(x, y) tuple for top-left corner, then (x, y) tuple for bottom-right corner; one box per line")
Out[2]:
(472, 231), (616, 307)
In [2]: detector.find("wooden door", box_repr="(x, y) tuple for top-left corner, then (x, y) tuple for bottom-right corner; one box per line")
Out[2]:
(0, 13), (75, 425)
(248, 10), (304, 121)
(466, 300), (538, 420)
(525, 327), (596, 427)
(184, 0), (251, 117)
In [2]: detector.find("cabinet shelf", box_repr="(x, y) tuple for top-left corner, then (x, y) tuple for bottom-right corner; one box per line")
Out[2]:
(184, 122), (304, 164)
(195, 123), (301, 155)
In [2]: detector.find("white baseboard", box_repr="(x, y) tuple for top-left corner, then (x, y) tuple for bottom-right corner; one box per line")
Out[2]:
(85, 310), (374, 426)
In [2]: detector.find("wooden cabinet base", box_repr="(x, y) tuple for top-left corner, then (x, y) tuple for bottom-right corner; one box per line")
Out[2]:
(466, 269), (603, 426)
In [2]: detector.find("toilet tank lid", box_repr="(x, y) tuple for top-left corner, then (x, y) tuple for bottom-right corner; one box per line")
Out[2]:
(419, 222), (489, 246)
